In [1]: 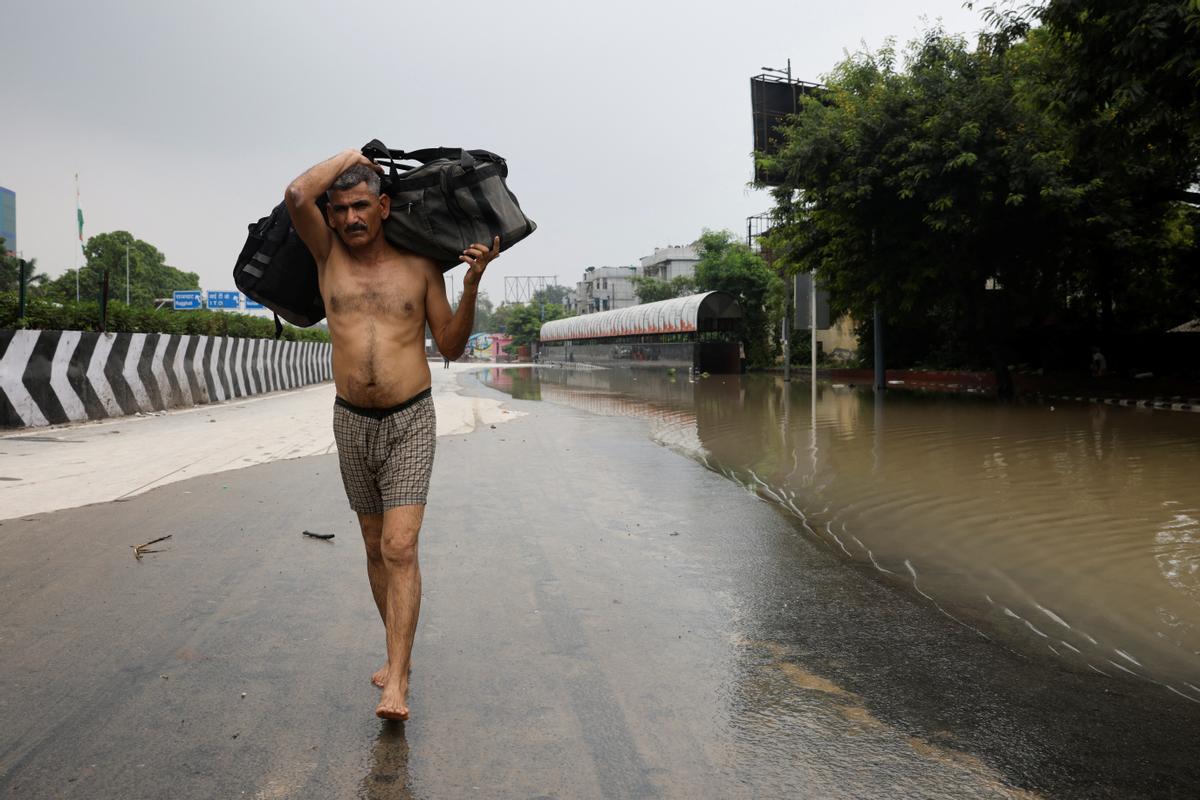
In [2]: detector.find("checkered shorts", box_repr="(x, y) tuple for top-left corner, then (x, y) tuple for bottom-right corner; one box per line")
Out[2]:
(332, 389), (436, 513)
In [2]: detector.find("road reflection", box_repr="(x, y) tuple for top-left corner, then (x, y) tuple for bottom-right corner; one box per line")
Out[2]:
(359, 724), (415, 800)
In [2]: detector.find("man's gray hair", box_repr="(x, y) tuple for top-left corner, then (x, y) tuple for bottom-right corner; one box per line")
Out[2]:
(328, 164), (381, 197)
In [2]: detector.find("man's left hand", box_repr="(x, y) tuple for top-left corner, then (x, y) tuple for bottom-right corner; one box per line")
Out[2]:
(460, 236), (500, 286)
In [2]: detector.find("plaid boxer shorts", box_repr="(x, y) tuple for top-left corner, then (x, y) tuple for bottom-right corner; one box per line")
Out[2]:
(332, 388), (436, 513)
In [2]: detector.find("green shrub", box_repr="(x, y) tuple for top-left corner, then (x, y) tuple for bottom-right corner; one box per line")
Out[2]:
(0, 293), (330, 342)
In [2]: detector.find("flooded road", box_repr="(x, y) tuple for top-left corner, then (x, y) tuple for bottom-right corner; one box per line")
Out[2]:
(479, 367), (1200, 702)
(4, 369), (1199, 797)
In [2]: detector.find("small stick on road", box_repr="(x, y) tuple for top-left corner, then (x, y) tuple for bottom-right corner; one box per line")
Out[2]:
(302, 530), (336, 540)
(131, 534), (172, 559)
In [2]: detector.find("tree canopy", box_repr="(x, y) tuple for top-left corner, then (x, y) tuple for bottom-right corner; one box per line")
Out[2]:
(693, 230), (784, 369)
(760, 5), (1199, 370)
(504, 301), (570, 349)
(43, 231), (200, 306)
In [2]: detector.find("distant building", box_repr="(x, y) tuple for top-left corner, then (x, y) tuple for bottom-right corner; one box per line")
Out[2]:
(0, 187), (15, 254)
(639, 244), (699, 282)
(560, 244), (699, 316)
(569, 265), (639, 314)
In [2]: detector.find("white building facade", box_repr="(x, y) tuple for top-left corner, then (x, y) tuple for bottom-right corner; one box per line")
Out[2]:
(638, 245), (699, 282)
(568, 265), (639, 314)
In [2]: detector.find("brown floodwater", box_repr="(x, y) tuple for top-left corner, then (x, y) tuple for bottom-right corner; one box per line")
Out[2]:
(478, 366), (1200, 702)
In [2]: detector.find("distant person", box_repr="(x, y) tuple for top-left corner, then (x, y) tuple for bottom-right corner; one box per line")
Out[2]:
(1091, 346), (1108, 377)
(285, 149), (500, 721)
(443, 355), (450, 369)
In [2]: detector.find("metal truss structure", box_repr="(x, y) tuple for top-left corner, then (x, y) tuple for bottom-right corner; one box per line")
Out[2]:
(746, 212), (779, 257)
(504, 275), (560, 305)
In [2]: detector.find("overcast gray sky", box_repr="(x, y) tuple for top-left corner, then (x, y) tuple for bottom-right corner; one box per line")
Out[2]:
(2, 0), (982, 301)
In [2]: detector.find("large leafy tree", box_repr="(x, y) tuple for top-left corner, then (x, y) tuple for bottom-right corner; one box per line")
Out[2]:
(768, 31), (1073, 366)
(1025, 0), (1200, 196)
(762, 20), (1198, 370)
(693, 230), (784, 369)
(1021, 0), (1200, 334)
(44, 231), (199, 306)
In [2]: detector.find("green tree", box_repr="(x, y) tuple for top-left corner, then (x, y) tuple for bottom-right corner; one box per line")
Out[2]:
(44, 231), (200, 307)
(762, 28), (1095, 369)
(0, 238), (51, 295)
(693, 230), (783, 369)
(630, 275), (696, 303)
(1018, 0), (1200, 335)
(764, 18), (1200, 372)
(504, 302), (570, 350)
(1012, 0), (1200, 200)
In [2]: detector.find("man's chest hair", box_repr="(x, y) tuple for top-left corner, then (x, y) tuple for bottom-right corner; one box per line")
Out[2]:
(327, 279), (422, 318)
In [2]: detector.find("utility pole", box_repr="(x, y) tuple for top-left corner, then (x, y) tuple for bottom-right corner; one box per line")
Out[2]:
(17, 252), (26, 322)
(760, 60), (797, 382)
(871, 229), (885, 392)
(125, 242), (130, 305)
(811, 273), (818, 385)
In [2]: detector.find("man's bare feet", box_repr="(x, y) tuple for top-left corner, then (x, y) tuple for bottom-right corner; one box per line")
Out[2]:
(372, 664), (412, 689)
(376, 679), (409, 721)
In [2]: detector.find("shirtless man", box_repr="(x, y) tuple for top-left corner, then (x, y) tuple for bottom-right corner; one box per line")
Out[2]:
(285, 149), (498, 721)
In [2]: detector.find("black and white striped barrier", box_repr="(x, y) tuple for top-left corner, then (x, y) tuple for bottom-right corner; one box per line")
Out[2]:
(0, 330), (332, 429)
(1031, 392), (1200, 414)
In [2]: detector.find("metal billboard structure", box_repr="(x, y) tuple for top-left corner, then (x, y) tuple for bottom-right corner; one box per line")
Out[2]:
(750, 68), (826, 186)
(504, 275), (560, 305)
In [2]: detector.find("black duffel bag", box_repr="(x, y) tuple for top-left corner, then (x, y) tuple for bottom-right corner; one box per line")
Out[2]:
(233, 200), (325, 329)
(233, 141), (535, 329)
(361, 139), (537, 269)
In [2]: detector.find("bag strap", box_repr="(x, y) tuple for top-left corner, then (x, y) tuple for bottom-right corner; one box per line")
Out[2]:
(361, 139), (406, 182)
(361, 140), (504, 171)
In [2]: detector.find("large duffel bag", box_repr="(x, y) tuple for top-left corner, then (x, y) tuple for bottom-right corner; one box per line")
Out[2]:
(233, 141), (535, 329)
(361, 139), (537, 269)
(233, 200), (325, 328)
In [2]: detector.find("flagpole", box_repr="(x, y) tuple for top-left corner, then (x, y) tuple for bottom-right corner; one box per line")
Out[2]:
(75, 174), (82, 302)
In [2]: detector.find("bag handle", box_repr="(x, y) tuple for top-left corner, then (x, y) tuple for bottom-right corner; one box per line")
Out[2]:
(361, 140), (504, 172)
(360, 139), (406, 181)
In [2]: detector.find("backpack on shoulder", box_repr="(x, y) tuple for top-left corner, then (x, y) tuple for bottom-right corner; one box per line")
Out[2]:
(233, 141), (536, 329)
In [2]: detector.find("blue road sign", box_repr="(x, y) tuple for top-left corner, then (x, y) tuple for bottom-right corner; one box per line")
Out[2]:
(173, 290), (202, 310)
(244, 295), (264, 310)
(207, 290), (241, 310)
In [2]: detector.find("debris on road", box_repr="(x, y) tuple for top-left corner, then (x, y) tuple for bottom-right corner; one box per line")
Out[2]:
(131, 535), (172, 559)
(302, 530), (335, 540)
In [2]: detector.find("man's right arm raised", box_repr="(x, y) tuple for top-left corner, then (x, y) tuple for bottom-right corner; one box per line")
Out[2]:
(284, 149), (378, 263)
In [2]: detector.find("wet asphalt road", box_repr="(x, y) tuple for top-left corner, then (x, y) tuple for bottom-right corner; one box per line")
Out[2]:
(2, 375), (1198, 799)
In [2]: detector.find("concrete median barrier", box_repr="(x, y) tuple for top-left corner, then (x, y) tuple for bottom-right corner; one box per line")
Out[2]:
(0, 329), (332, 429)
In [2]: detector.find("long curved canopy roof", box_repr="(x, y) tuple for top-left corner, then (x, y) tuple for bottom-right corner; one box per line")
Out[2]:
(540, 291), (741, 342)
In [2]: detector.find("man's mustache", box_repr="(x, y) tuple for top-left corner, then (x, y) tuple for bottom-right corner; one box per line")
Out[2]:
(344, 223), (368, 234)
